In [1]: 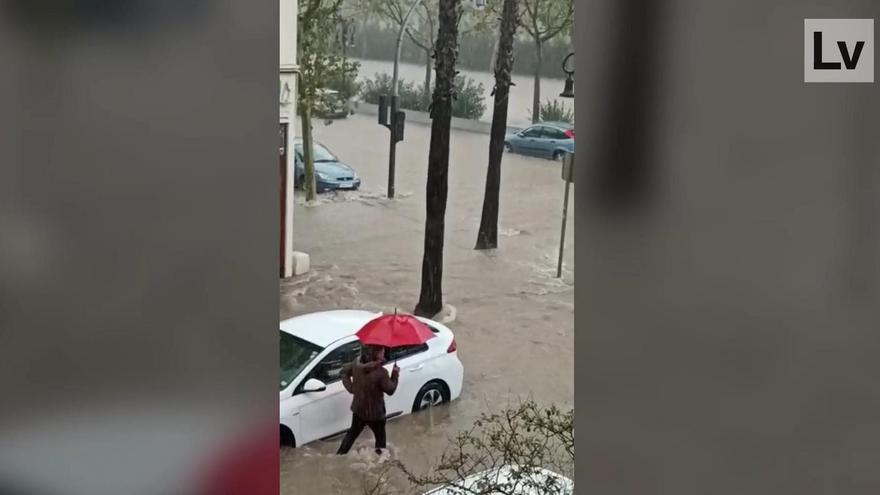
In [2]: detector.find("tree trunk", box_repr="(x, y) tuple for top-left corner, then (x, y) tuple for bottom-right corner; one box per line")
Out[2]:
(423, 47), (432, 107)
(415, 0), (462, 318)
(532, 38), (542, 124)
(300, 104), (317, 202)
(475, 0), (517, 250)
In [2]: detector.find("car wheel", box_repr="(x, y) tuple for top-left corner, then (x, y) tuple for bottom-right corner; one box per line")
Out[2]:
(504, 142), (513, 152)
(280, 426), (296, 447)
(553, 150), (566, 161)
(412, 381), (449, 412)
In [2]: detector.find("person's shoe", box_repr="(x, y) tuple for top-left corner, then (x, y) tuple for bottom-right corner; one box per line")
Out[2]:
(375, 448), (382, 456)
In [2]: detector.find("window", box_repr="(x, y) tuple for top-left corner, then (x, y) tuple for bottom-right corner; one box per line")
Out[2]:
(294, 143), (336, 163)
(521, 126), (542, 138)
(543, 127), (567, 140)
(280, 332), (322, 391)
(387, 343), (429, 362)
(302, 341), (361, 387)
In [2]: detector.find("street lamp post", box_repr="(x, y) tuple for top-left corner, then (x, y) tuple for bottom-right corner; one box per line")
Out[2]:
(557, 52), (574, 278)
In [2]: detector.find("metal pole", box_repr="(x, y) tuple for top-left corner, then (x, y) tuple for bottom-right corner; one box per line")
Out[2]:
(387, 0), (422, 199)
(557, 177), (571, 278)
(387, 93), (398, 198)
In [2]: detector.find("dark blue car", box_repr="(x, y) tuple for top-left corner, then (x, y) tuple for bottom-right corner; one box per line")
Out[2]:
(293, 139), (361, 193)
(504, 121), (574, 161)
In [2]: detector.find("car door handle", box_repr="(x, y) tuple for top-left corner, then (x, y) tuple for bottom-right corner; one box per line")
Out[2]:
(408, 364), (424, 372)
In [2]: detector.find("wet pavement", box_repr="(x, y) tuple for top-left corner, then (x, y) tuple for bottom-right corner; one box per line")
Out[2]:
(280, 114), (573, 493)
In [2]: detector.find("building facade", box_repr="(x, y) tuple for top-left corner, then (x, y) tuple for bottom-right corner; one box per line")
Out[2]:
(280, 0), (305, 278)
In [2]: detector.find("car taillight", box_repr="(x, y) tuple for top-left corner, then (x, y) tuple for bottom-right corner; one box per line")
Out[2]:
(447, 339), (457, 353)
(563, 129), (574, 139)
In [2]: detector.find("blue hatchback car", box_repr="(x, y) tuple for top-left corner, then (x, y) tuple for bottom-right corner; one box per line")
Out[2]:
(293, 139), (361, 193)
(504, 121), (574, 161)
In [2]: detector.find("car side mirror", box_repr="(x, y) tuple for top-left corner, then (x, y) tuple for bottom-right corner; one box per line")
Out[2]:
(302, 378), (327, 393)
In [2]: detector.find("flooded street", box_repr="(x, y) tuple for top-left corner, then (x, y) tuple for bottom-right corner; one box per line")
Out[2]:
(280, 114), (573, 493)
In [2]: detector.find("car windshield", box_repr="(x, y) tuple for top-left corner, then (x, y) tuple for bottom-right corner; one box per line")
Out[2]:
(280, 331), (322, 390)
(294, 143), (336, 162)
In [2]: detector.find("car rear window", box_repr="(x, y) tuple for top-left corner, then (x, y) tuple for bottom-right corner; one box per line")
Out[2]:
(387, 343), (429, 361)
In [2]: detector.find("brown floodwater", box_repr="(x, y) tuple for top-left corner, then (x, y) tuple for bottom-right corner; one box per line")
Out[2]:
(280, 114), (574, 493)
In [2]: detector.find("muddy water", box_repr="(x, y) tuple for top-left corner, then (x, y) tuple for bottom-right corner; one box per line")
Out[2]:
(281, 115), (573, 493)
(354, 58), (574, 129)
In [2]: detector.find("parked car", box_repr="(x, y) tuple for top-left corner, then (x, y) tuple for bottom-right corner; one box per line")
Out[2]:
(293, 139), (361, 193)
(313, 88), (357, 119)
(424, 466), (573, 495)
(504, 122), (574, 161)
(280, 310), (464, 448)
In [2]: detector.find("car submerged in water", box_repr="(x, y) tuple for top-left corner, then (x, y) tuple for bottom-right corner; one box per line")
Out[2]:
(293, 139), (361, 193)
(280, 310), (464, 448)
(504, 121), (574, 161)
(313, 88), (357, 119)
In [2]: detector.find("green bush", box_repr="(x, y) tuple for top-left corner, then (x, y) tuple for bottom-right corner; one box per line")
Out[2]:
(531, 99), (574, 124)
(359, 73), (427, 112)
(446, 75), (486, 120)
(359, 73), (486, 120)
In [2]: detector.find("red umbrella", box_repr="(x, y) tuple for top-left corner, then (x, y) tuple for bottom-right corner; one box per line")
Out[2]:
(356, 310), (434, 348)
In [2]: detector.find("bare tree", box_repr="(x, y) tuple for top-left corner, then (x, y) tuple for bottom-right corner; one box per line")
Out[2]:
(368, 0), (439, 106)
(520, 0), (573, 124)
(414, 0), (463, 318)
(367, 0), (488, 107)
(396, 400), (574, 494)
(474, 0), (518, 250)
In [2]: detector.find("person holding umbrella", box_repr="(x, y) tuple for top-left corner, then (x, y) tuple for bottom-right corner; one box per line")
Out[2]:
(337, 344), (399, 455)
(336, 310), (435, 456)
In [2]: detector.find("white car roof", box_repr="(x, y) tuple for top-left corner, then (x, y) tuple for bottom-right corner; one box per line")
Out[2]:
(280, 310), (380, 348)
(280, 310), (452, 349)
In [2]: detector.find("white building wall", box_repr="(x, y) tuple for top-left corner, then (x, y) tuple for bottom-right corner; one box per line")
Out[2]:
(280, 0), (299, 278)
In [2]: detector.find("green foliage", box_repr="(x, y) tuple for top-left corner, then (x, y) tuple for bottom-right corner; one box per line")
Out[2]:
(530, 99), (574, 124)
(449, 75), (486, 120)
(297, 0), (351, 108)
(359, 73), (486, 120)
(323, 60), (361, 100)
(360, 73), (428, 112)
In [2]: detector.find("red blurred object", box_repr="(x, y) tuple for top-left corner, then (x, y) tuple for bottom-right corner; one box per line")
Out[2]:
(356, 312), (434, 347)
(564, 129), (575, 139)
(196, 422), (278, 495)
(447, 338), (457, 353)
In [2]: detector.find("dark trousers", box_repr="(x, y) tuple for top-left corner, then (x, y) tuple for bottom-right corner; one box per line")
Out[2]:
(336, 414), (386, 454)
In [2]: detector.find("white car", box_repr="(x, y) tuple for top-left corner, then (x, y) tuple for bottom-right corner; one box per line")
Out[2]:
(424, 466), (573, 495)
(280, 310), (464, 447)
